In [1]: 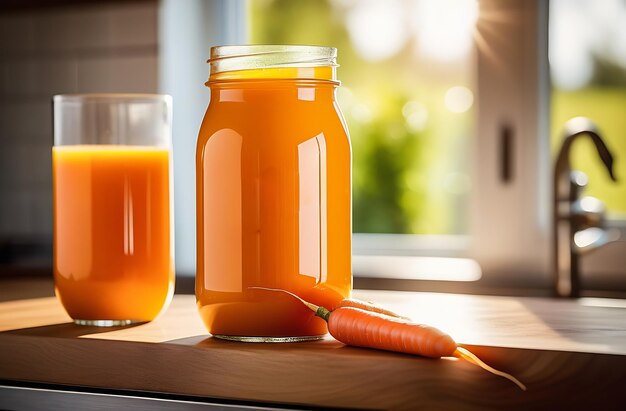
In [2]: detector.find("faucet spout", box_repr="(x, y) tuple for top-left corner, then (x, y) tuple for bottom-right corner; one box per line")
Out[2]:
(555, 117), (617, 187)
(553, 117), (618, 298)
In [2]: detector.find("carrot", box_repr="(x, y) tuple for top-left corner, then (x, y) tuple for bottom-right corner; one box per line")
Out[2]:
(327, 306), (457, 358)
(249, 287), (526, 391)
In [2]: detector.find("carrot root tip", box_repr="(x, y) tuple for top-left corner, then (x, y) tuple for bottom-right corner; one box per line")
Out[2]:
(454, 347), (527, 391)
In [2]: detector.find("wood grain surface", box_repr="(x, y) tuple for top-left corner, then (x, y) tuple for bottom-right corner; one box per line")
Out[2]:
(1, 290), (626, 409)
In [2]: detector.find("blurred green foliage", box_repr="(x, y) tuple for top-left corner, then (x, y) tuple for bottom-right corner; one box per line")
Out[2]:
(350, 96), (421, 233)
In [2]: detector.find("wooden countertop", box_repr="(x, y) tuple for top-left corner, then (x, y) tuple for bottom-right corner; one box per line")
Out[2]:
(1, 288), (626, 409)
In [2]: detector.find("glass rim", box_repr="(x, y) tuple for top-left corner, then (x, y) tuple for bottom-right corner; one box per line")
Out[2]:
(208, 44), (338, 78)
(53, 93), (172, 104)
(209, 45), (337, 62)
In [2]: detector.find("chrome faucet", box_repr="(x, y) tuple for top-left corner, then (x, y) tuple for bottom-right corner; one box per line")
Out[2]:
(553, 117), (618, 298)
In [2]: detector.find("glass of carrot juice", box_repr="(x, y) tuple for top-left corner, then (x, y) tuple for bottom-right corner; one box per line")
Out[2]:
(53, 94), (174, 326)
(196, 46), (352, 341)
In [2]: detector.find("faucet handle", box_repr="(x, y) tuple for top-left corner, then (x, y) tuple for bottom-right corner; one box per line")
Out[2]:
(573, 227), (620, 254)
(570, 195), (605, 230)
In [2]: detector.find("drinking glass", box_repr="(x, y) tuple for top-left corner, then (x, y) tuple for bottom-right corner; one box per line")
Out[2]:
(53, 94), (174, 326)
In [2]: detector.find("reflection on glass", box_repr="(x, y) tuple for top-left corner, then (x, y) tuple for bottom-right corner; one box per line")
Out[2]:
(298, 134), (327, 282)
(201, 129), (243, 293)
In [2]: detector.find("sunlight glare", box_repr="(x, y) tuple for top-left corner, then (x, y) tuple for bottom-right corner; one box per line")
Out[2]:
(351, 102), (373, 123)
(353, 255), (482, 282)
(444, 86), (474, 113)
(444, 172), (471, 195)
(402, 100), (429, 132)
(549, 0), (595, 90)
(345, 0), (408, 61)
(412, 0), (479, 62)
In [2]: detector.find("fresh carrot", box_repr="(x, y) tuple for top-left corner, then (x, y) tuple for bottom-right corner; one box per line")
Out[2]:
(326, 307), (457, 357)
(250, 287), (526, 391)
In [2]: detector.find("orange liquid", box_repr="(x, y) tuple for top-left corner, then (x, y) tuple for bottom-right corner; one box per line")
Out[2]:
(53, 145), (174, 321)
(196, 68), (352, 337)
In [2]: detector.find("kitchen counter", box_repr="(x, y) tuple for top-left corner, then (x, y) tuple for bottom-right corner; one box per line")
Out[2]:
(1, 283), (626, 409)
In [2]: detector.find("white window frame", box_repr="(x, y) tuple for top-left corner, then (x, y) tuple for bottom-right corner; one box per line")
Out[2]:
(161, 0), (626, 294)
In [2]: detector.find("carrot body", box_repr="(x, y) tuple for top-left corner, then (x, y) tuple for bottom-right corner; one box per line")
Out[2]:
(328, 306), (456, 358)
(337, 299), (409, 320)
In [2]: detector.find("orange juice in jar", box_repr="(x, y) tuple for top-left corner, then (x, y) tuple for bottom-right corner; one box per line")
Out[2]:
(53, 94), (174, 325)
(196, 46), (352, 341)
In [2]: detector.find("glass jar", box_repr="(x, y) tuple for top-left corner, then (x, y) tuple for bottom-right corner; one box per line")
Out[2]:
(196, 45), (352, 341)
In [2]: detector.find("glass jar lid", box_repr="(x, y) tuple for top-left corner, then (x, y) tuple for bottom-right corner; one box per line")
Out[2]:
(208, 45), (338, 81)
